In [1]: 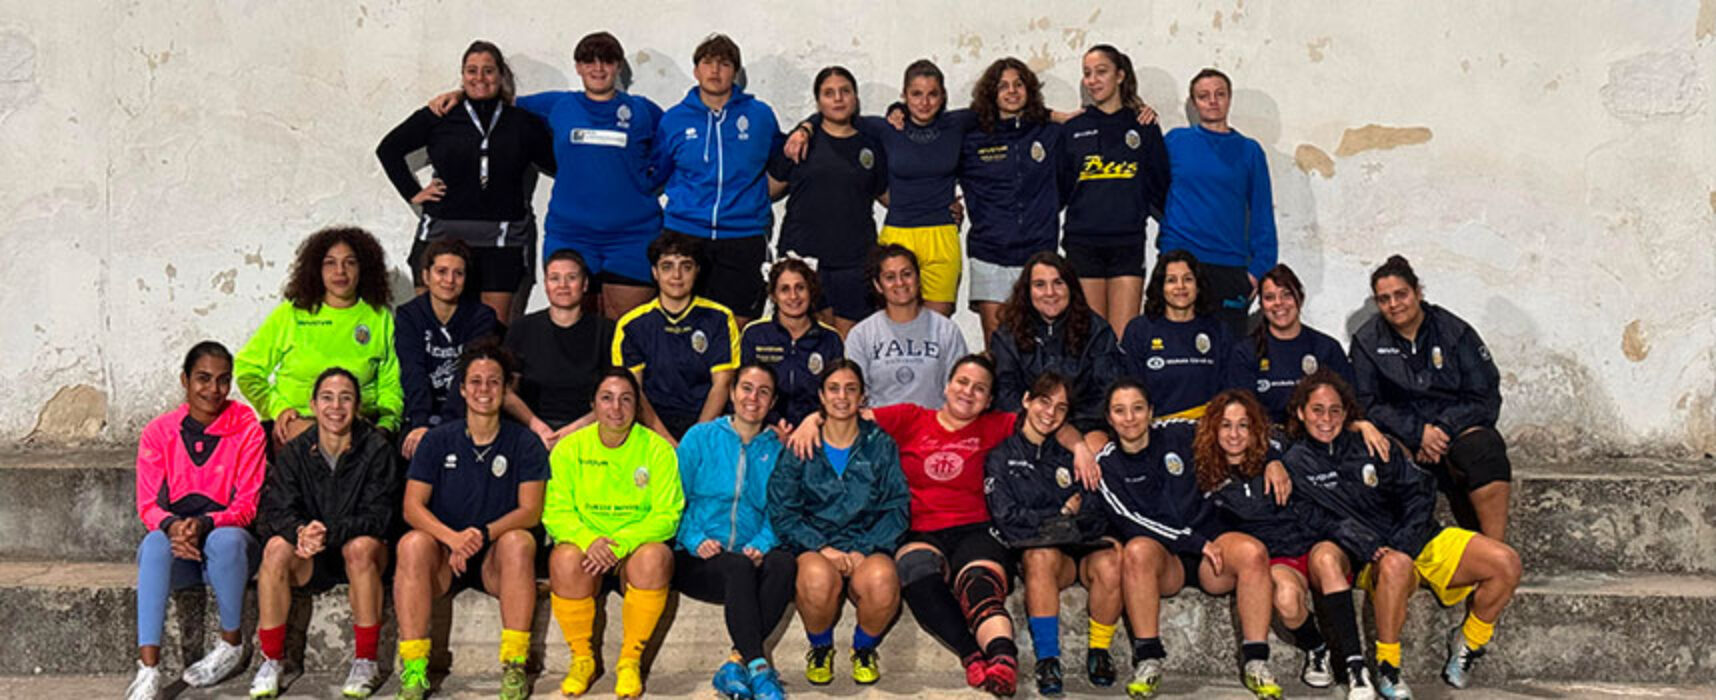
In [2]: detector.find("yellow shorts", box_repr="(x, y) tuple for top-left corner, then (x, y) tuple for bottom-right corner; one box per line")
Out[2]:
(879, 224), (962, 304)
(1161, 404), (1208, 421)
(1356, 526), (1478, 607)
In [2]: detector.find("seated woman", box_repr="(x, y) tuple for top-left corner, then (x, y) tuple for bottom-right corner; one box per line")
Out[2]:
(126, 342), (266, 700)
(1283, 370), (1522, 698)
(844, 244), (968, 409)
(251, 368), (397, 698)
(1095, 379), (1281, 700)
(990, 251), (1121, 436)
(236, 226), (403, 447)
(1229, 264), (1353, 429)
(1351, 254), (1512, 541)
(674, 364), (795, 700)
(742, 259), (843, 427)
(503, 248), (615, 448)
(1119, 249), (1233, 421)
(545, 368), (684, 699)
(767, 359), (908, 687)
(985, 372), (1122, 695)
(395, 239), (498, 458)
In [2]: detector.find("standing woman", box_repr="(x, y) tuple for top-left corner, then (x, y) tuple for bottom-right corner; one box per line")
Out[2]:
(990, 251), (1121, 436)
(126, 342), (266, 700)
(766, 66), (888, 335)
(959, 57), (1066, 345)
(1118, 249), (1233, 420)
(377, 40), (555, 324)
(1060, 44), (1170, 328)
(1230, 264), (1354, 428)
(1351, 255), (1512, 541)
(742, 259), (843, 427)
(1156, 68), (1277, 337)
(236, 226), (402, 447)
(843, 245), (968, 409)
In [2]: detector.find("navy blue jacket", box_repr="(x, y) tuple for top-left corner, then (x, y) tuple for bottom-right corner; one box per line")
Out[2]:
(1095, 420), (1218, 554)
(1349, 304), (1501, 451)
(1211, 471), (1332, 559)
(394, 294), (498, 432)
(959, 116), (1066, 266)
(1060, 107), (1169, 243)
(990, 310), (1121, 433)
(985, 428), (1108, 547)
(1119, 314), (1233, 417)
(1283, 431), (1438, 559)
(740, 317), (844, 425)
(1230, 325), (1354, 426)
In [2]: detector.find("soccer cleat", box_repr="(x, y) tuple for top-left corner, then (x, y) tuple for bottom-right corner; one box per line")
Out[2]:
(250, 657), (284, 698)
(1242, 659), (1284, 699)
(1441, 625), (1486, 689)
(851, 647), (882, 685)
(561, 655), (597, 697)
(183, 639), (245, 687)
(962, 652), (987, 689)
(394, 658), (431, 700)
(499, 661), (530, 700)
(747, 660), (785, 700)
(713, 660), (752, 699)
(615, 658), (644, 698)
(804, 645), (835, 685)
(1302, 645), (1333, 688)
(1086, 648), (1116, 687)
(1034, 657), (1065, 696)
(1347, 663), (1379, 700)
(981, 654), (1018, 696)
(342, 658), (380, 698)
(1125, 658), (1163, 700)
(126, 661), (164, 700)
(1376, 662), (1413, 700)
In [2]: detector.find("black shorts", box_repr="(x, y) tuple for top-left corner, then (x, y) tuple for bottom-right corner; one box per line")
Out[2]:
(449, 542), (493, 594)
(685, 232), (769, 319)
(1063, 239), (1147, 280)
(300, 550), (351, 594)
(1194, 261), (1252, 338)
(1059, 538), (1121, 563)
(1177, 552), (1212, 593)
(658, 412), (700, 441)
(903, 522), (1014, 576)
(1440, 426), (1512, 490)
(409, 239), (533, 294)
(818, 264), (875, 322)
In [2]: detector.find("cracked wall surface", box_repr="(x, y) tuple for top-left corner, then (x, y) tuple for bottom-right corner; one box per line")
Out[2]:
(2, 2), (1713, 457)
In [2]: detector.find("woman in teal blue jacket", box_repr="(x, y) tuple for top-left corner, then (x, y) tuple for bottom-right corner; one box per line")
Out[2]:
(674, 363), (793, 700)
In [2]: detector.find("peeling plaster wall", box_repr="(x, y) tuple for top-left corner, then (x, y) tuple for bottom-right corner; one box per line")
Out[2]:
(3, 2), (1713, 456)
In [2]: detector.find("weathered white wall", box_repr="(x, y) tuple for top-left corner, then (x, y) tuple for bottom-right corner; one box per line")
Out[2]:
(3, 1), (1713, 456)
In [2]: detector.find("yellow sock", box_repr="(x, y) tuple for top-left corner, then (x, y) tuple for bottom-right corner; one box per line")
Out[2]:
(1375, 641), (1402, 668)
(399, 638), (432, 663)
(1462, 612), (1496, 650)
(552, 594), (597, 657)
(1088, 619), (1117, 651)
(619, 585), (669, 662)
(499, 628), (530, 665)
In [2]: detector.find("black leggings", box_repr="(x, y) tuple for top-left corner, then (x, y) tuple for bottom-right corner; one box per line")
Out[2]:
(674, 549), (797, 663)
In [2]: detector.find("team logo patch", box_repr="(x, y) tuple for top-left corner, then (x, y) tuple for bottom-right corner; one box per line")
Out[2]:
(1302, 354), (1319, 375)
(491, 454), (508, 478)
(1146, 356), (1166, 371)
(1362, 463), (1379, 488)
(924, 451), (963, 481)
(859, 147), (875, 170)
(1479, 345), (1491, 362)
(354, 324), (371, 345)
(1164, 452), (1185, 476)
(616, 103), (632, 125)
(1125, 129), (1141, 149)
(1431, 346), (1444, 370)
(1195, 333), (1211, 354)
(1030, 140), (1046, 162)
(443, 453), (458, 470)
(1055, 467), (1073, 489)
(807, 352), (824, 375)
(895, 366), (916, 385)
(1150, 337), (1165, 350)
(737, 114), (751, 139)
(634, 466), (650, 489)
(691, 329), (709, 354)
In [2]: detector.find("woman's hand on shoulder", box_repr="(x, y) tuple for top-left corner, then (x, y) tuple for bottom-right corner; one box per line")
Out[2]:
(428, 90), (463, 117)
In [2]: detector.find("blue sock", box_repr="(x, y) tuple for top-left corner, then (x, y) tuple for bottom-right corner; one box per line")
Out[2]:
(852, 625), (881, 651)
(807, 628), (833, 648)
(1029, 616), (1061, 660)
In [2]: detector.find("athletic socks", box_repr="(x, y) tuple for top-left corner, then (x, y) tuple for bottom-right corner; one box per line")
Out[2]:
(807, 627), (834, 648)
(1088, 618), (1117, 651)
(499, 628), (530, 665)
(1241, 641), (1270, 663)
(399, 638), (432, 665)
(263, 622), (378, 662)
(1375, 641), (1402, 669)
(1314, 590), (1364, 668)
(853, 625), (882, 652)
(985, 636), (1019, 661)
(1462, 612), (1496, 650)
(1029, 616), (1060, 660)
(903, 578), (983, 658)
(1132, 636), (1166, 661)
(1289, 617), (1326, 651)
(353, 623), (380, 661)
(620, 585), (669, 662)
(552, 594), (596, 657)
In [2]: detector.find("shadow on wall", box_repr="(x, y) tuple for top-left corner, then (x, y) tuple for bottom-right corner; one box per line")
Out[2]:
(510, 54), (574, 94)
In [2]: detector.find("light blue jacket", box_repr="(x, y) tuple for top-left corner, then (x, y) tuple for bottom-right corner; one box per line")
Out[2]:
(675, 417), (782, 553)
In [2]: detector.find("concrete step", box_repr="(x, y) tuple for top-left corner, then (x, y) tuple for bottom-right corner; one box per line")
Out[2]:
(5, 560), (1714, 685)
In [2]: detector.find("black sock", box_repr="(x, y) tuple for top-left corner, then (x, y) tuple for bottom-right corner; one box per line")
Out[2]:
(1313, 591), (1362, 667)
(1241, 641), (1270, 663)
(903, 578), (983, 658)
(1131, 637), (1166, 662)
(984, 637), (1018, 661)
(1290, 617), (1326, 652)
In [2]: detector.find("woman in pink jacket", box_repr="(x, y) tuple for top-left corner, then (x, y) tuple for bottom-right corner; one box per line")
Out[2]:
(125, 341), (268, 700)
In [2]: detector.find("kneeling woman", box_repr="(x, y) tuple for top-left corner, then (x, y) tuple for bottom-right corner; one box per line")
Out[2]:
(1096, 379), (1281, 700)
(985, 372), (1122, 695)
(1284, 370), (1522, 698)
(768, 359), (909, 687)
(127, 342), (266, 700)
(546, 369), (684, 698)
(674, 364), (796, 700)
(252, 368), (398, 698)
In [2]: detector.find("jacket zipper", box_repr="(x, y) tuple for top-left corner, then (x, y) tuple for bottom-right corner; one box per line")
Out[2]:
(711, 108), (726, 236)
(727, 446), (745, 549)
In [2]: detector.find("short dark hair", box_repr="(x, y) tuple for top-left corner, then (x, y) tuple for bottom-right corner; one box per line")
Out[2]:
(463, 40), (517, 103)
(647, 231), (703, 266)
(693, 33), (742, 70)
(592, 367), (642, 403)
(949, 353), (996, 383)
(181, 341), (232, 377)
(311, 366), (363, 408)
(283, 226), (391, 311)
(574, 31), (625, 64)
(420, 239), (472, 273)
(1025, 371), (1072, 403)
(1189, 67), (1232, 96)
(545, 247), (590, 278)
(735, 362), (778, 389)
(457, 340), (516, 386)
(1144, 249), (1215, 319)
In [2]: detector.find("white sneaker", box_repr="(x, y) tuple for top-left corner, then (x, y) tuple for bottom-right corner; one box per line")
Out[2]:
(1347, 663), (1379, 700)
(1301, 645), (1334, 688)
(342, 658), (381, 698)
(250, 658), (284, 698)
(125, 661), (164, 700)
(182, 639), (245, 687)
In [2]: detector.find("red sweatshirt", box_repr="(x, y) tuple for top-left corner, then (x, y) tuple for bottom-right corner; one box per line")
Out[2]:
(873, 403), (1016, 532)
(135, 400), (267, 531)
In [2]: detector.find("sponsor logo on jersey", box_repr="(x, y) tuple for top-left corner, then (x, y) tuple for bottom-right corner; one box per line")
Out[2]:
(1256, 378), (1272, 394)
(1164, 452), (1184, 476)
(691, 329), (709, 354)
(491, 454), (508, 478)
(983, 476), (995, 494)
(1302, 354), (1319, 374)
(1259, 358), (1271, 372)
(1146, 356), (1167, 371)
(859, 147), (875, 170)
(1195, 333), (1211, 354)
(571, 128), (629, 148)
(1125, 129), (1142, 149)
(1077, 155), (1138, 181)
(1150, 337), (1164, 350)
(354, 324), (371, 345)
(1478, 345), (1491, 362)
(684, 127), (699, 140)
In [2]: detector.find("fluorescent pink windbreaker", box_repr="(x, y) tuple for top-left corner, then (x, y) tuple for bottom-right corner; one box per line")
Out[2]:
(134, 400), (267, 531)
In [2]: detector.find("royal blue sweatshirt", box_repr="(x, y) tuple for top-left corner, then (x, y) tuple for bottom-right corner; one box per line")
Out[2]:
(655, 87), (783, 238)
(1157, 126), (1277, 280)
(959, 116), (1066, 266)
(393, 294), (498, 431)
(515, 90), (664, 243)
(1061, 107), (1170, 243)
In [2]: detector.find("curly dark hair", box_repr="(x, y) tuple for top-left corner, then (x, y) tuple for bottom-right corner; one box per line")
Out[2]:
(1143, 249), (1214, 319)
(283, 226), (391, 311)
(1285, 368), (1364, 441)
(1192, 390), (1270, 493)
(972, 57), (1049, 133)
(1000, 252), (1092, 356)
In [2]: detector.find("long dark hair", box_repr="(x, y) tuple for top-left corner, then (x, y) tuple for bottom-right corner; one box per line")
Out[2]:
(1251, 264), (1306, 364)
(1143, 249), (1214, 319)
(1001, 252), (1092, 355)
(972, 57), (1049, 133)
(283, 226), (391, 311)
(1085, 44), (1143, 110)
(463, 40), (517, 103)
(1285, 369), (1363, 441)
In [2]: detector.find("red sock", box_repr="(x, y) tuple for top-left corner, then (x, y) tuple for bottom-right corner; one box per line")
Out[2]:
(258, 625), (286, 661)
(353, 624), (381, 661)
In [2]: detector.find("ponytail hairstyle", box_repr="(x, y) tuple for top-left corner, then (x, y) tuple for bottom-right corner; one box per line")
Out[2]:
(181, 341), (233, 377)
(462, 40), (517, 103)
(1085, 44), (1143, 111)
(1251, 264), (1307, 364)
(311, 366), (364, 409)
(1369, 254), (1422, 293)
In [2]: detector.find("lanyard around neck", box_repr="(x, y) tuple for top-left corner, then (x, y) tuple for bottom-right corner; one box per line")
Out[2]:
(463, 101), (503, 189)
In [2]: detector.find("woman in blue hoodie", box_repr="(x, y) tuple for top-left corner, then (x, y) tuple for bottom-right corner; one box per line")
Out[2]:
(675, 363), (793, 700)
(653, 34), (784, 325)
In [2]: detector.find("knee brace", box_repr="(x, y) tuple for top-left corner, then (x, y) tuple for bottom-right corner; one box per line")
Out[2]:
(896, 549), (947, 586)
(954, 565), (1009, 631)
